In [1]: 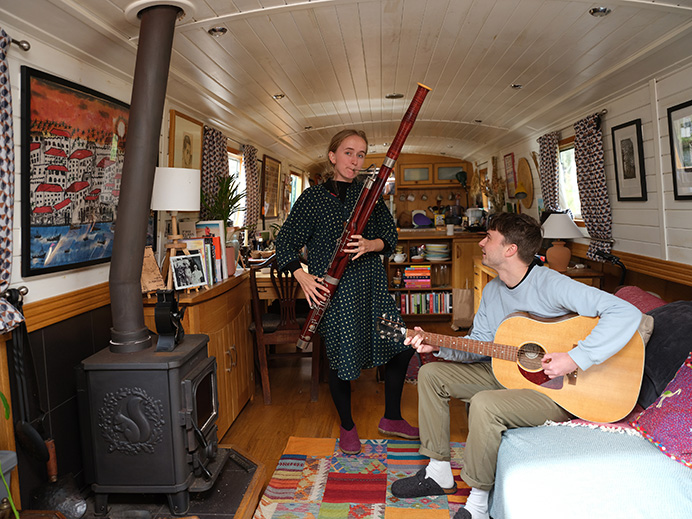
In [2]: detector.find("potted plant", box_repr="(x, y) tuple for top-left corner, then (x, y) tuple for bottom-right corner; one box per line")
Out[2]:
(200, 174), (246, 274)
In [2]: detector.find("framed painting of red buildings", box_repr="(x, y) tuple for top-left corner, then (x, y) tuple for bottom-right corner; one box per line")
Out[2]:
(20, 67), (129, 276)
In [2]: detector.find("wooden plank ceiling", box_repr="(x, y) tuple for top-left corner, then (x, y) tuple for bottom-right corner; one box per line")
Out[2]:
(4, 0), (692, 169)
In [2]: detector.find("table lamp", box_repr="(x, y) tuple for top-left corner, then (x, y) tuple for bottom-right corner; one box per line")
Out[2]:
(151, 167), (201, 289)
(541, 212), (583, 272)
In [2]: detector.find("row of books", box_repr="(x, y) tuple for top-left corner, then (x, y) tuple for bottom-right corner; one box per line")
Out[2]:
(394, 291), (453, 315)
(180, 220), (231, 286)
(403, 265), (431, 288)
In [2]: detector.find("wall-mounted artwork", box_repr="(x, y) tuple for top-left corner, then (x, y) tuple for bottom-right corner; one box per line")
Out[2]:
(262, 155), (281, 218)
(20, 66), (129, 277)
(169, 110), (203, 169)
(667, 99), (692, 200)
(503, 152), (517, 198)
(612, 119), (647, 201)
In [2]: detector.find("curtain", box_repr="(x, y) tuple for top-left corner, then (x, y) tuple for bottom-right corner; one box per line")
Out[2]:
(243, 144), (260, 238)
(537, 131), (561, 212)
(0, 29), (24, 333)
(200, 125), (229, 221)
(574, 113), (612, 260)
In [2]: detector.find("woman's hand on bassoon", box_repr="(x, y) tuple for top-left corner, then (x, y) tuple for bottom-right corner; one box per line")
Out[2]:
(344, 235), (384, 260)
(293, 268), (329, 308)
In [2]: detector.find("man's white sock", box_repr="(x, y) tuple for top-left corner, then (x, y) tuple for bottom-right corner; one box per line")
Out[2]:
(464, 487), (490, 519)
(425, 459), (454, 489)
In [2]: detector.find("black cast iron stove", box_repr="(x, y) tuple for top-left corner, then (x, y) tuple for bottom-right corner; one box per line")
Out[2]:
(76, 334), (228, 515)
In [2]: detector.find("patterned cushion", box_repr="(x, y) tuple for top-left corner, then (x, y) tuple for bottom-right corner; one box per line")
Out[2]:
(614, 286), (667, 314)
(631, 353), (692, 468)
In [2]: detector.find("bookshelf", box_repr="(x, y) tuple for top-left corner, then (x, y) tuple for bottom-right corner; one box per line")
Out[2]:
(387, 233), (453, 320)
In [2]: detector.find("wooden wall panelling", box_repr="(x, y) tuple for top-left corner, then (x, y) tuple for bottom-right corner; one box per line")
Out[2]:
(571, 243), (692, 300)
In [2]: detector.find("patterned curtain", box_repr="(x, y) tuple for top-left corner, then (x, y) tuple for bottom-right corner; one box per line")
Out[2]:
(243, 144), (260, 239)
(200, 125), (229, 221)
(574, 113), (613, 260)
(0, 29), (24, 333)
(537, 131), (561, 212)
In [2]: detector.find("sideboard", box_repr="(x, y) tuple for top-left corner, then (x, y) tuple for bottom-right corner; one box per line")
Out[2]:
(143, 272), (254, 438)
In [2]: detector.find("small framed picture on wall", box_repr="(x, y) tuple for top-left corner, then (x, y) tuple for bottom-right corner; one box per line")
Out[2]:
(611, 119), (647, 201)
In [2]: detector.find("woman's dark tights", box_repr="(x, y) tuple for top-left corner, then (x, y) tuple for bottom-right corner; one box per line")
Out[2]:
(329, 348), (415, 430)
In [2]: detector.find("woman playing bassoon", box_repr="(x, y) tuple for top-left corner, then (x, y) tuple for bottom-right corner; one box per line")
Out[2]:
(275, 129), (418, 454)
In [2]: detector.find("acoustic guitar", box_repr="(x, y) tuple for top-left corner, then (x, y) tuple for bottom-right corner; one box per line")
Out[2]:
(377, 312), (645, 423)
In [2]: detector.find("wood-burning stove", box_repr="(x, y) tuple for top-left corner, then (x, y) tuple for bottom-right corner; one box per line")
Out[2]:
(76, 334), (228, 515)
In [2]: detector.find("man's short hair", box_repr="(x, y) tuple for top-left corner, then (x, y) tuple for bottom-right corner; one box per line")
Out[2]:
(487, 212), (543, 264)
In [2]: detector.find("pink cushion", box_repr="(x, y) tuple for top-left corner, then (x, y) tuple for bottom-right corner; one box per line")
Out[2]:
(631, 353), (692, 468)
(614, 286), (667, 313)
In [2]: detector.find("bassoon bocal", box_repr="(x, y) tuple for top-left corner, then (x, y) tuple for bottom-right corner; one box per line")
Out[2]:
(297, 82), (431, 349)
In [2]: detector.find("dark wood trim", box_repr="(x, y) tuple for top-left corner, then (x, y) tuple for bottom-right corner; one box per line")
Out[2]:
(571, 243), (692, 287)
(23, 282), (111, 333)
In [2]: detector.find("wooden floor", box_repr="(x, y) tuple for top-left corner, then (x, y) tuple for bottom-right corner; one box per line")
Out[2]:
(220, 321), (470, 491)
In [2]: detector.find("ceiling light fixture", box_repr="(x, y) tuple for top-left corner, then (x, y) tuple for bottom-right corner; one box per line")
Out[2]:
(272, 93), (285, 100)
(589, 7), (611, 17)
(207, 26), (227, 37)
(385, 93), (404, 99)
(510, 83), (523, 90)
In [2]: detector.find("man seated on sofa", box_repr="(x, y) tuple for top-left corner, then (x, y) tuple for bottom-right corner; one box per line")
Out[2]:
(391, 212), (652, 519)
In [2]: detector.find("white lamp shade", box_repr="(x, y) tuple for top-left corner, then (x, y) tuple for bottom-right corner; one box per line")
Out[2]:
(151, 167), (201, 212)
(541, 213), (583, 240)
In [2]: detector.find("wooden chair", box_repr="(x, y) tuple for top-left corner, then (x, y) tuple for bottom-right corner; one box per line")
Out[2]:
(248, 255), (321, 404)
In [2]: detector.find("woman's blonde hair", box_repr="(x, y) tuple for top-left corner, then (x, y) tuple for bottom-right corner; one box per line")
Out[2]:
(324, 129), (368, 179)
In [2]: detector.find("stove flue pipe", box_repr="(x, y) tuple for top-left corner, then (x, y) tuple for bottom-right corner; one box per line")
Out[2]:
(109, 4), (180, 353)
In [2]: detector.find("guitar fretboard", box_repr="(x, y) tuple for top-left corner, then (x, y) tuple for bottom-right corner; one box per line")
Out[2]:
(408, 329), (519, 362)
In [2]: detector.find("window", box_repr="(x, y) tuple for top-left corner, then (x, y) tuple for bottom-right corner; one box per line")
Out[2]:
(289, 172), (303, 211)
(228, 148), (245, 228)
(558, 137), (581, 218)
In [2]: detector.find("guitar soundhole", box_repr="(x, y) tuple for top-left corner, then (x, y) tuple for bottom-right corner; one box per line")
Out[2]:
(517, 343), (544, 371)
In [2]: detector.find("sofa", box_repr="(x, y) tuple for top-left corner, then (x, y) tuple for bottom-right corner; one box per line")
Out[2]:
(489, 287), (692, 519)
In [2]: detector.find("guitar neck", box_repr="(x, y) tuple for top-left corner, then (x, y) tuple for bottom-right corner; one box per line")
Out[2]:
(406, 329), (519, 362)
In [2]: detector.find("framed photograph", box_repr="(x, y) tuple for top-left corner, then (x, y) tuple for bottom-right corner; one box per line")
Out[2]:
(169, 109), (203, 169)
(20, 66), (129, 277)
(612, 119), (647, 201)
(262, 155), (281, 218)
(170, 253), (207, 290)
(667, 99), (692, 200)
(503, 153), (517, 197)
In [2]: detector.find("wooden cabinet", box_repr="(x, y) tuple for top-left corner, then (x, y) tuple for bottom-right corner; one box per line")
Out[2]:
(434, 164), (466, 184)
(452, 236), (481, 290)
(396, 160), (471, 187)
(398, 164), (433, 186)
(143, 274), (253, 439)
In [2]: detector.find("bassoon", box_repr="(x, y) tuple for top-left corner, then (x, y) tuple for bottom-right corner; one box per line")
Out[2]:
(297, 82), (431, 349)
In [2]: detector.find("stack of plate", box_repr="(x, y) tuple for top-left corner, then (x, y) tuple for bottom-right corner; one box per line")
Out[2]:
(424, 243), (450, 262)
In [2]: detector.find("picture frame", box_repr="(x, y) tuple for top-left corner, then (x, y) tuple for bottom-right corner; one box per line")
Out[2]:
(169, 109), (203, 169)
(503, 153), (517, 198)
(170, 253), (208, 290)
(262, 155), (281, 218)
(667, 99), (692, 200)
(20, 66), (130, 277)
(611, 119), (647, 201)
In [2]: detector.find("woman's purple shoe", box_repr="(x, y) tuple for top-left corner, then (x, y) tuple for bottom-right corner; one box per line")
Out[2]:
(339, 425), (362, 455)
(378, 417), (420, 439)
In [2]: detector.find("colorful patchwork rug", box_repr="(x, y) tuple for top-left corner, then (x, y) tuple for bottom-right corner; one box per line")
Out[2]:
(253, 437), (469, 518)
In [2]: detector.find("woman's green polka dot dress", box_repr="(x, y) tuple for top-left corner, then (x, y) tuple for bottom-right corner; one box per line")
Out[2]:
(276, 180), (408, 381)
